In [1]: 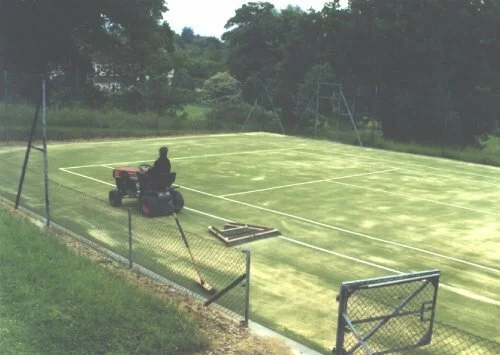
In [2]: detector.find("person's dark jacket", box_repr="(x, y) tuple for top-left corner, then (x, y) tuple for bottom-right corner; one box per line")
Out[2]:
(151, 156), (171, 176)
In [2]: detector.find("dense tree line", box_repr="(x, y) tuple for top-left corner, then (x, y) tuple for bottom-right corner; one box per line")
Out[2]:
(1, 0), (498, 146)
(223, 0), (500, 146)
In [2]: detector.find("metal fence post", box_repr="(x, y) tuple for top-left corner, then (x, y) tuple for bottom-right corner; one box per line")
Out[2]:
(242, 249), (251, 327)
(41, 77), (50, 226)
(128, 209), (133, 269)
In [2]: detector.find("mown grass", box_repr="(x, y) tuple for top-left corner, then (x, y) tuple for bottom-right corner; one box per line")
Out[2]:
(316, 127), (500, 167)
(369, 133), (500, 167)
(2, 103), (498, 167)
(181, 104), (211, 121)
(0, 205), (208, 353)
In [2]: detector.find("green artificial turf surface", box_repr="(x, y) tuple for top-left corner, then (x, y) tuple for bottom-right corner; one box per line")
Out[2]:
(1, 132), (499, 352)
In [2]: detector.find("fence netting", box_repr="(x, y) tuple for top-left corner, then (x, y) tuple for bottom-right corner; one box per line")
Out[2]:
(334, 271), (500, 355)
(0, 153), (248, 322)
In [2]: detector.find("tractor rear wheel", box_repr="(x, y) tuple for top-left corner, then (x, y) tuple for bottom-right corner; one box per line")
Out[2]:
(171, 190), (184, 213)
(109, 190), (122, 207)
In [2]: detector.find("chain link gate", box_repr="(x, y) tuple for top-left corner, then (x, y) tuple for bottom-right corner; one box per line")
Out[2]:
(334, 270), (440, 354)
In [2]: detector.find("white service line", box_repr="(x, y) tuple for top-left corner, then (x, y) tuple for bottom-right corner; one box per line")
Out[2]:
(221, 168), (399, 197)
(329, 180), (500, 217)
(179, 185), (500, 274)
(60, 147), (297, 170)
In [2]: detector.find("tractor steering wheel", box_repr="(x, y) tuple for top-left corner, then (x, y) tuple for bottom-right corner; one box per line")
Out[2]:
(139, 164), (152, 173)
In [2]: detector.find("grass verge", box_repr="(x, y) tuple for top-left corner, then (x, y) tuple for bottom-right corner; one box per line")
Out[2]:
(0, 205), (208, 353)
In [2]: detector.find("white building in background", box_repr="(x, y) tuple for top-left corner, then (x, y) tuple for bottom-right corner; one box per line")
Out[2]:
(93, 63), (121, 92)
(93, 63), (174, 92)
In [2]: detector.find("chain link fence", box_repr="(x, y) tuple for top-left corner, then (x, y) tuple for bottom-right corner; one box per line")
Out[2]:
(334, 271), (500, 354)
(0, 72), (249, 321)
(0, 161), (250, 321)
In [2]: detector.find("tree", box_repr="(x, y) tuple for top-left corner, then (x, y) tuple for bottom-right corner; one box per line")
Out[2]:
(345, 0), (500, 145)
(222, 2), (282, 81)
(1, 0), (175, 107)
(201, 72), (242, 104)
(181, 27), (195, 43)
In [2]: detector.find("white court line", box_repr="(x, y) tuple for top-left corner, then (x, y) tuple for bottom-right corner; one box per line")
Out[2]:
(328, 180), (500, 217)
(221, 168), (399, 197)
(48, 132), (248, 148)
(182, 206), (399, 273)
(279, 236), (500, 306)
(398, 168), (500, 188)
(59, 168), (115, 187)
(278, 236), (401, 274)
(183, 207), (500, 306)
(302, 149), (500, 187)
(337, 151), (500, 181)
(57, 168), (500, 275)
(180, 185), (500, 274)
(54, 169), (500, 304)
(60, 147), (297, 170)
(184, 207), (235, 223)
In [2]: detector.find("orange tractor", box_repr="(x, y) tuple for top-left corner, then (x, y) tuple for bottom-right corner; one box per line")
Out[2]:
(108, 164), (184, 216)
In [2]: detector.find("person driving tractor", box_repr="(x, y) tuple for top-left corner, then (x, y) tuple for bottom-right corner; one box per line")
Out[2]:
(150, 146), (171, 177)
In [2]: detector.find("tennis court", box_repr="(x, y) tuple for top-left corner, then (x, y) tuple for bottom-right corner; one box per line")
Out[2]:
(3, 132), (499, 351)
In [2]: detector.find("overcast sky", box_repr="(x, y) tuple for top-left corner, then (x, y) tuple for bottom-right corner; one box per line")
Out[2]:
(163, 0), (348, 39)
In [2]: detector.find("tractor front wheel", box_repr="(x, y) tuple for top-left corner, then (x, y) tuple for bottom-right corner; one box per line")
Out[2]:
(109, 190), (122, 207)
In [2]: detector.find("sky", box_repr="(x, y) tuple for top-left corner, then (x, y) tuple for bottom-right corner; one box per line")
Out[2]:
(162, 0), (348, 39)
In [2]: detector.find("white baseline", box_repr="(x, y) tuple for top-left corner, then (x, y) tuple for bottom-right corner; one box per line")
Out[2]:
(60, 147), (298, 170)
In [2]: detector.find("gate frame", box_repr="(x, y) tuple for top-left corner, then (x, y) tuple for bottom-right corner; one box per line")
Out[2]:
(334, 269), (440, 354)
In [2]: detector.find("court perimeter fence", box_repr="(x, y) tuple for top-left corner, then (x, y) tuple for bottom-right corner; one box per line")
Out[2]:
(1, 73), (500, 353)
(0, 150), (250, 324)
